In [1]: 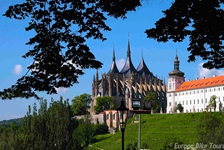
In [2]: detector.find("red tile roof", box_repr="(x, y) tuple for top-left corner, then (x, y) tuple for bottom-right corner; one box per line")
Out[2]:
(175, 75), (224, 92)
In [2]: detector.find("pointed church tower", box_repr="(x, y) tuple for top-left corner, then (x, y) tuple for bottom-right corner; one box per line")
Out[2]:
(137, 52), (151, 76)
(168, 55), (185, 92)
(120, 39), (136, 77)
(108, 48), (119, 74)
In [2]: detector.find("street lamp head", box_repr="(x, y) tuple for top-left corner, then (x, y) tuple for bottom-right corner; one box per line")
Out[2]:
(116, 98), (129, 130)
(116, 98), (129, 112)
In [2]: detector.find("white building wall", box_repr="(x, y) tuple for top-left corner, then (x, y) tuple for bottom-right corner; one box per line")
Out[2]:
(167, 85), (224, 113)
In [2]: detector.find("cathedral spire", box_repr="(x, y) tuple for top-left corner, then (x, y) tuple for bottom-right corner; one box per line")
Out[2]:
(120, 38), (136, 77)
(137, 49), (151, 76)
(108, 47), (119, 74)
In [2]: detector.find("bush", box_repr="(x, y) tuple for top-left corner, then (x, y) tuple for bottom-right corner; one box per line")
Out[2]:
(95, 123), (109, 135)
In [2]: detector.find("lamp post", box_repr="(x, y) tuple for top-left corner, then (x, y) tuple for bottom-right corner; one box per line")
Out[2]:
(116, 98), (129, 150)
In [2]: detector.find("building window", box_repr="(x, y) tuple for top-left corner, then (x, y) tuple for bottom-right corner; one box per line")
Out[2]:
(186, 92), (188, 95)
(175, 102), (177, 105)
(201, 99), (203, 104)
(175, 93), (177, 96)
(169, 102), (171, 106)
(197, 90), (199, 93)
(205, 89), (207, 92)
(169, 94), (171, 97)
(113, 114), (115, 120)
(210, 89), (211, 92)
(186, 100), (188, 105)
(197, 109), (199, 112)
(183, 101), (184, 105)
(190, 100), (191, 105)
(194, 100), (195, 104)
(214, 88), (216, 91)
(218, 87), (220, 91)
(205, 98), (207, 103)
(190, 92), (191, 94)
(201, 90), (203, 93)
(193, 91), (195, 94)
(198, 99), (199, 104)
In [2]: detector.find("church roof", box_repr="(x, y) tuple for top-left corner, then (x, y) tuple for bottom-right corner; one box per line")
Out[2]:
(137, 57), (151, 76)
(120, 40), (136, 77)
(108, 50), (119, 74)
(175, 75), (224, 92)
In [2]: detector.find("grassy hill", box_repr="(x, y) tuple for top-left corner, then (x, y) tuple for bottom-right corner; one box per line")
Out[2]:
(90, 112), (223, 150)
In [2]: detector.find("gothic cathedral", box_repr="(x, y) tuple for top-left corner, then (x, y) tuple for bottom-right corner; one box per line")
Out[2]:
(90, 40), (167, 114)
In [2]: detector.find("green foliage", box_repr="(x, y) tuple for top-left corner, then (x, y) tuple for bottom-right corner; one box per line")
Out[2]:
(73, 115), (96, 149)
(207, 95), (217, 112)
(71, 93), (91, 115)
(95, 123), (109, 135)
(94, 96), (115, 113)
(0, 97), (78, 150)
(126, 141), (137, 150)
(162, 137), (184, 150)
(197, 112), (224, 146)
(1, 0), (141, 99)
(146, 0), (224, 69)
(144, 91), (159, 113)
(176, 104), (184, 113)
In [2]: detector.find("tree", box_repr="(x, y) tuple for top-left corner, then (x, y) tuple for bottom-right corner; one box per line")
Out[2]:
(207, 95), (217, 112)
(176, 103), (184, 113)
(94, 96), (115, 114)
(0, 0), (141, 99)
(146, 0), (224, 69)
(73, 115), (96, 149)
(71, 93), (92, 115)
(144, 91), (160, 113)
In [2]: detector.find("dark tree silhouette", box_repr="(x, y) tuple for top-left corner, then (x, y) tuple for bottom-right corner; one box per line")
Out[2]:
(146, 0), (224, 69)
(0, 0), (141, 99)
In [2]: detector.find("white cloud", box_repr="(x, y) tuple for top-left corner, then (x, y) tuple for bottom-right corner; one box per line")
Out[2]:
(116, 58), (125, 71)
(13, 64), (23, 75)
(56, 87), (68, 93)
(197, 63), (224, 78)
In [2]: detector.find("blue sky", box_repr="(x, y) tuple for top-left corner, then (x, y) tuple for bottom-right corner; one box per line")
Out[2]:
(1, 0), (224, 121)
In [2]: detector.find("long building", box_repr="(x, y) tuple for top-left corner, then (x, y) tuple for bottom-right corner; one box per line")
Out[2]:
(167, 55), (224, 113)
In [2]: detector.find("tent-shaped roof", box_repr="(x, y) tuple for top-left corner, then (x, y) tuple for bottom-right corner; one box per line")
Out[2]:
(108, 50), (119, 74)
(120, 40), (136, 77)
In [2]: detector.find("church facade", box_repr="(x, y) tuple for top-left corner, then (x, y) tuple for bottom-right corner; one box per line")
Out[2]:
(167, 55), (224, 113)
(90, 40), (167, 115)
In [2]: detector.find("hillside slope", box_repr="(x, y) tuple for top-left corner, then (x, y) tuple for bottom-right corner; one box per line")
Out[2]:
(91, 112), (223, 150)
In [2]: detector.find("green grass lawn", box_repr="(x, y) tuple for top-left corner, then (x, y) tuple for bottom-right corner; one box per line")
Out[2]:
(89, 112), (223, 150)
